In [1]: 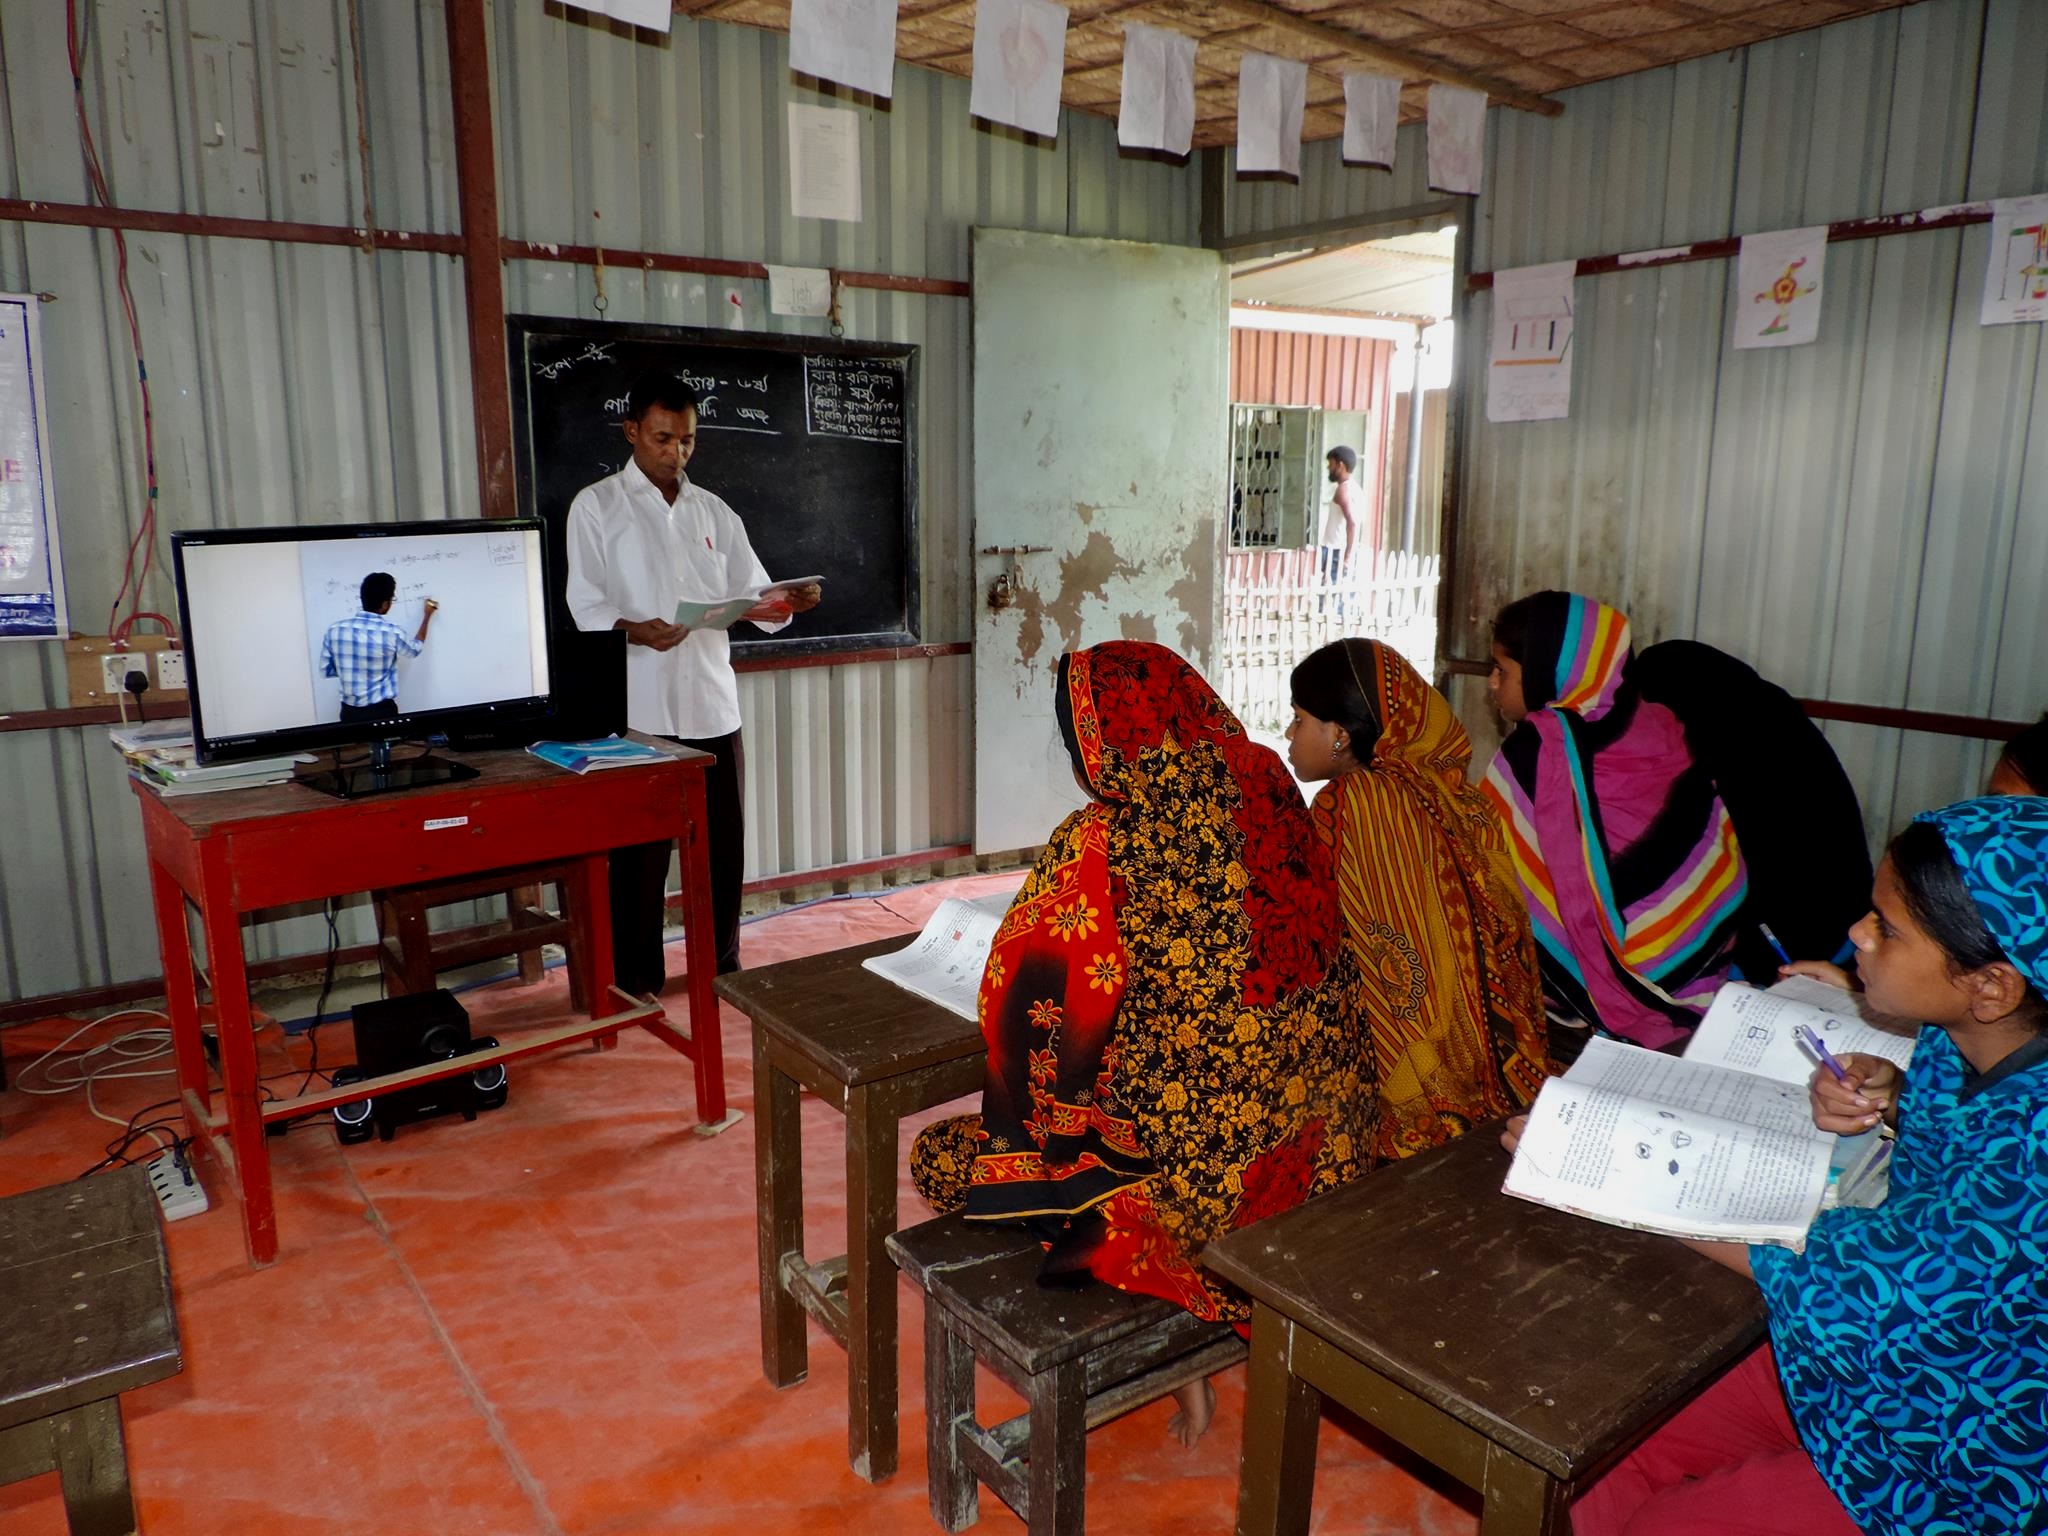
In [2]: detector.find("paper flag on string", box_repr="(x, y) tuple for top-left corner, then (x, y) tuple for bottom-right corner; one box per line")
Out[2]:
(1980, 194), (2048, 326)
(971, 0), (1068, 139)
(789, 0), (899, 99)
(1236, 52), (1307, 177)
(1118, 22), (1196, 158)
(1342, 72), (1399, 168)
(1427, 84), (1485, 195)
(1735, 227), (1826, 349)
(562, 0), (673, 33)
(1487, 261), (1575, 423)
(788, 103), (863, 223)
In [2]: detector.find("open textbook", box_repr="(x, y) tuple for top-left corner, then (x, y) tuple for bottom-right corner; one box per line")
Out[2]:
(861, 892), (1015, 1020)
(673, 575), (825, 632)
(1503, 980), (1919, 1250)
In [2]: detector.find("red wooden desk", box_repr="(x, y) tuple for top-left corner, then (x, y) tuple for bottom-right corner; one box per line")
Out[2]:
(133, 738), (723, 1267)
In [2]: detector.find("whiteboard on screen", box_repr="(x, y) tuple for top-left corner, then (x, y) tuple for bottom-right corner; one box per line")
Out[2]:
(299, 532), (539, 722)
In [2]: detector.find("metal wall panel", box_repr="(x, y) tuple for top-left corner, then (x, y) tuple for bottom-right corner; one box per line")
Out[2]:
(0, 0), (1194, 1006)
(1416, 0), (2029, 847)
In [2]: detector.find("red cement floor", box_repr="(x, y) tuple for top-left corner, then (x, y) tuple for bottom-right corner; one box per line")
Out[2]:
(0, 874), (1477, 1535)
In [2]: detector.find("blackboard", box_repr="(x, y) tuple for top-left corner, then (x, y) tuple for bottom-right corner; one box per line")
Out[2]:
(508, 315), (919, 656)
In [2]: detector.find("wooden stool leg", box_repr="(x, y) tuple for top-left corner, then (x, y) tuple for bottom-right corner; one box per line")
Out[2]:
(754, 1032), (808, 1390)
(924, 1304), (980, 1532)
(1234, 1305), (1320, 1536)
(512, 882), (545, 986)
(844, 1083), (900, 1482)
(1024, 1361), (1086, 1536)
(51, 1399), (139, 1536)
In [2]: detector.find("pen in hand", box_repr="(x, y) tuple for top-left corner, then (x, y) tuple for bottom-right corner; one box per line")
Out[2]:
(1795, 1021), (1852, 1085)
(1760, 923), (1793, 967)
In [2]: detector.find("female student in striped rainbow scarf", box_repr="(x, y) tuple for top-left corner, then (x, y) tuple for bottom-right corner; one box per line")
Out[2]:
(1480, 592), (1749, 1050)
(1527, 795), (2048, 1535)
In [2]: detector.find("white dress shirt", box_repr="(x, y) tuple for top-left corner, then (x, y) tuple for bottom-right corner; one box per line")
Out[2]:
(563, 459), (789, 739)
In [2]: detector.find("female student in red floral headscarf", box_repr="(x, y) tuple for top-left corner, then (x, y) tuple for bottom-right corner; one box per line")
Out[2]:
(909, 641), (1375, 1441)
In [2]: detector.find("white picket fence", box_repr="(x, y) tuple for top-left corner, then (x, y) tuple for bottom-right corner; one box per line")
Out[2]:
(1218, 547), (1440, 735)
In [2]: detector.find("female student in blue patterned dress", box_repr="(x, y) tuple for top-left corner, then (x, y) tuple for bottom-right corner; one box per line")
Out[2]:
(1511, 795), (2048, 1535)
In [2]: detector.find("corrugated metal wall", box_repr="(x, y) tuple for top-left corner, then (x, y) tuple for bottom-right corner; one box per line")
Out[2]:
(0, 0), (1196, 1008)
(1456, 0), (2046, 844)
(1219, 0), (2043, 845)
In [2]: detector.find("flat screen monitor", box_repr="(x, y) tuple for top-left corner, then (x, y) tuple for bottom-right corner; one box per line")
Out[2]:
(172, 520), (553, 770)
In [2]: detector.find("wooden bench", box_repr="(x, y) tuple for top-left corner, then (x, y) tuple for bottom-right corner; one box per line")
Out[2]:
(715, 937), (987, 1483)
(0, 1166), (183, 1535)
(889, 1213), (1247, 1536)
(1204, 1128), (1768, 1536)
(373, 862), (592, 1009)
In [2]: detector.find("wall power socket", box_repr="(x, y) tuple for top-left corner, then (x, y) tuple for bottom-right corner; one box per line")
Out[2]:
(100, 651), (148, 694)
(154, 648), (187, 690)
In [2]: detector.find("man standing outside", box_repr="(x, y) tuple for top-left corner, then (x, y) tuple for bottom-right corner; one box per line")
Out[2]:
(1318, 446), (1359, 585)
(565, 372), (821, 993)
(320, 572), (436, 723)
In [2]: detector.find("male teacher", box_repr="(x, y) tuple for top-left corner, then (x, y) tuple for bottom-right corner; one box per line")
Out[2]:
(565, 372), (821, 993)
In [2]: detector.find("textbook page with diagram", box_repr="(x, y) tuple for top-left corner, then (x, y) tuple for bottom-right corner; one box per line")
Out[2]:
(673, 575), (826, 632)
(1502, 981), (1919, 1249)
(862, 893), (1014, 1020)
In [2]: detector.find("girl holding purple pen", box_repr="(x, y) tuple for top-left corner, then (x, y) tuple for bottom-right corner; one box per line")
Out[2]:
(1512, 796), (2048, 1536)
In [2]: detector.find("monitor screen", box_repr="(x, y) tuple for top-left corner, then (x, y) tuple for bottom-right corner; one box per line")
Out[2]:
(173, 521), (552, 762)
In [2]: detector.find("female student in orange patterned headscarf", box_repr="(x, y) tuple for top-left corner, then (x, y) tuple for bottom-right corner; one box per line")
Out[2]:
(1285, 638), (1551, 1158)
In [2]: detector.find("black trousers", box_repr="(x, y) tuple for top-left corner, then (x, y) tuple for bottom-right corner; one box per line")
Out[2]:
(339, 698), (400, 725)
(608, 728), (744, 995)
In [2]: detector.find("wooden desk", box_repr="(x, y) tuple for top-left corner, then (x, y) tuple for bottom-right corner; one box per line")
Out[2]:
(135, 739), (722, 1267)
(1205, 1129), (1768, 1536)
(716, 938), (986, 1483)
(0, 1167), (181, 1535)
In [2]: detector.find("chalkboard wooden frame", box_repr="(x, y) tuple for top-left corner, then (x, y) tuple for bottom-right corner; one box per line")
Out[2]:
(508, 314), (921, 659)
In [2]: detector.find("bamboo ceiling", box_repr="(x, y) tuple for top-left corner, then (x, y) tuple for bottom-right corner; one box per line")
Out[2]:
(672, 0), (1923, 150)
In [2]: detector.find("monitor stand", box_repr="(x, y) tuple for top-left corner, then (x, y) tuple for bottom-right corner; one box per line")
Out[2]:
(298, 739), (481, 801)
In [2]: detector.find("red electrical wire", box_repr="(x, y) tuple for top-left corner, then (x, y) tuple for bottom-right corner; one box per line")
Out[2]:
(67, 0), (169, 643)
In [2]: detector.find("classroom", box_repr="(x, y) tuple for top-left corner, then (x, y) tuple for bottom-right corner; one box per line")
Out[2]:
(3, 0), (2045, 1533)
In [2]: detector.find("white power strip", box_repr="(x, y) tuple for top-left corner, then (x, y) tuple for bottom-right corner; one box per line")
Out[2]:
(145, 1148), (209, 1222)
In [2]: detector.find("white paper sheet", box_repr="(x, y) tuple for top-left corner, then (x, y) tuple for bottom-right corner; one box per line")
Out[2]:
(861, 893), (1016, 1019)
(789, 0), (898, 99)
(562, 0), (673, 33)
(1426, 83), (1485, 195)
(1487, 260), (1575, 423)
(1735, 226), (1826, 348)
(1117, 21), (1196, 158)
(1503, 1037), (1834, 1247)
(788, 103), (863, 223)
(970, 0), (1068, 139)
(1234, 52), (1306, 177)
(1342, 71), (1399, 168)
(1686, 981), (1918, 1087)
(1980, 194), (2048, 325)
(768, 264), (834, 317)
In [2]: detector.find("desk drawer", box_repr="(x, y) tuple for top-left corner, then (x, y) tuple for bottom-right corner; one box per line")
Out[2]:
(218, 770), (690, 910)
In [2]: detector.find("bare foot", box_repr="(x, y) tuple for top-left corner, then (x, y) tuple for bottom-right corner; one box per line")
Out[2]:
(1166, 1376), (1217, 1448)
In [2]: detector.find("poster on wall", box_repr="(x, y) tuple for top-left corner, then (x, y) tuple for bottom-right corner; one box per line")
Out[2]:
(1734, 227), (1826, 349)
(1979, 194), (2048, 326)
(0, 294), (66, 641)
(1426, 84), (1485, 195)
(560, 0), (672, 33)
(789, 0), (899, 99)
(1237, 52), (1307, 177)
(1118, 22), (1196, 157)
(1342, 71), (1399, 169)
(1487, 262), (1575, 423)
(970, 0), (1068, 139)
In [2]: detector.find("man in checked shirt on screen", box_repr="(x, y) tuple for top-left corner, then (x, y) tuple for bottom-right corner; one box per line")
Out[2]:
(320, 571), (437, 724)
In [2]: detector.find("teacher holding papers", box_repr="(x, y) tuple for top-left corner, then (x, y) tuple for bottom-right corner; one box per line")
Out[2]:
(565, 370), (823, 992)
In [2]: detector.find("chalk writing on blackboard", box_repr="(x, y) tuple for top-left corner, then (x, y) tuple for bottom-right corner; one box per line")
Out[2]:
(804, 356), (905, 444)
(535, 342), (616, 381)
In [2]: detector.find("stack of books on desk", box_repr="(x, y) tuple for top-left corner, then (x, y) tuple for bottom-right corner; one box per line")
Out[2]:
(109, 720), (304, 795)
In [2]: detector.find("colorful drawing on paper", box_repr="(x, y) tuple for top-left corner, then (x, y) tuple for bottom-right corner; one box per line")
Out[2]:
(1734, 227), (1825, 350)
(1486, 261), (1575, 423)
(1981, 195), (2048, 327)
(1754, 257), (1817, 337)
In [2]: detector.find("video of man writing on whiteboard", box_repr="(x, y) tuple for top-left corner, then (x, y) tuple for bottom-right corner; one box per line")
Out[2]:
(178, 528), (551, 739)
